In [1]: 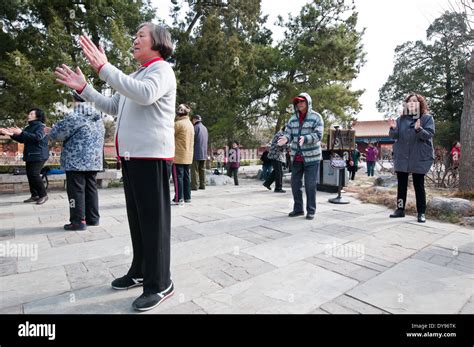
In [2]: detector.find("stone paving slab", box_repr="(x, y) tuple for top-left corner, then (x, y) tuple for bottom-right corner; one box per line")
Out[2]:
(193, 261), (358, 313)
(16, 234), (131, 273)
(242, 231), (348, 267)
(347, 259), (474, 314)
(0, 266), (70, 308)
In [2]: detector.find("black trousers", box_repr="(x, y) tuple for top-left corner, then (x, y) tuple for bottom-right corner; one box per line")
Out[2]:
(66, 171), (100, 224)
(121, 159), (172, 295)
(348, 168), (357, 180)
(228, 167), (239, 185)
(26, 160), (47, 198)
(396, 171), (426, 214)
(264, 160), (284, 191)
(172, 163), (191, 201)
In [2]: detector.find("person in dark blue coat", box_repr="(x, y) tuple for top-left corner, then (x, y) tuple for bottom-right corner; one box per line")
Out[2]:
(388, 93), (435, 223)
(0, 108), (49, 204)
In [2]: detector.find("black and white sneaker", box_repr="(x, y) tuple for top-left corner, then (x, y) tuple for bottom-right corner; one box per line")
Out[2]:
(111, 275), (143, 290)
(132, 281), (174, 311)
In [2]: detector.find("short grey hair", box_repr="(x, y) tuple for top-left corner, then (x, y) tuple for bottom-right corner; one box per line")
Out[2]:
(137, 22), (173, 59)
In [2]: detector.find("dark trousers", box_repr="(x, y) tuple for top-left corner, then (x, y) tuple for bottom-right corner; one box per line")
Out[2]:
(121, 159), (172, 295)
(291, 161), (320, 214)
(172, 163), (191, 201)
(261, 164), (272, 181)
(348, 169), (357, 180)
(66, 171), (100, 224)
(228, 167), (239, 185)
(264, 160), (284, 191)
(396, 171), (426, 214)
(191, 160), (206, 189)
(367, 161), (375, 176)
(26, 160), (47, 198)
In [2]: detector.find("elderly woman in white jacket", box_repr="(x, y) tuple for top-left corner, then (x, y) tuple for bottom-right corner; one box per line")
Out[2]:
(55, 23), (176, 312)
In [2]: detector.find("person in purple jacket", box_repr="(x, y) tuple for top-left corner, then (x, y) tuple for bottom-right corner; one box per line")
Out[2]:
(365, 143), (378, 177)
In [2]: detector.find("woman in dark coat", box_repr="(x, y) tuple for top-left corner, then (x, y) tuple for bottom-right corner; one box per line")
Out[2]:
(0, 108), (49, 204)
(347, 144), (360, 180)
(388, 93), (435, 223)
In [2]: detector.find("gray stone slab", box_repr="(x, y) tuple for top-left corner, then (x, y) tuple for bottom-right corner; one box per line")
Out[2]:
(171, 215), (199, 228)
(227, 229), (273, 245)
(186, 216), (265, 236)
(348, 259), (474, 314)
(0, 266), (70, 308)
(28, 260), (222, 314)
(190, 252), (277, 287)
(170, 226), (204, 243)
(332, 295), (388, 314)
(0, 258), (17, 277)
(157, 301), (207, 314)
(0, 228), (14, 240)
(194, 261), (358, 313)
(0, 304), (23, 314)
(459, 295), (474, 314)
(65, 259), (114, 290)
(142, 264), (222, 313)
(341, 235), (417, 264)
(242, 231), (347, 267)
(433, 231), (474, 255)
(305, 255), (380, 282)
(23, 284), (138, 314)
(319, 301), (358, 314)
(17, 235), (132, 273)
(171, 234), (254, 267)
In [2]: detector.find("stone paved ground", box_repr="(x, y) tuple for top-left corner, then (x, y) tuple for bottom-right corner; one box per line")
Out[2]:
(0, 178), (472, 314)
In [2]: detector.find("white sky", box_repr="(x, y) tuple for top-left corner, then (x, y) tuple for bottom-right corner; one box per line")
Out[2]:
(151, 0), (456, 121)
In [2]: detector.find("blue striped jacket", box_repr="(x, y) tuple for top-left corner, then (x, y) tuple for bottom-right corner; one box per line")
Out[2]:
(283, 93), (324, 163)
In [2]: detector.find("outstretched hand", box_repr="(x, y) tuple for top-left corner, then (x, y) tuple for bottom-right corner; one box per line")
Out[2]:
(55, 64), (87, 90)
(0, 128), (13, 136)
(277, 136), (288, 146)
(7, 127), (21, 135)
(80, 35), (108, 73)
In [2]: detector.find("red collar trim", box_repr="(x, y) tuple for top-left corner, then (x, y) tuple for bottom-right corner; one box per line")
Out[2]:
(141, 57), (164, 68)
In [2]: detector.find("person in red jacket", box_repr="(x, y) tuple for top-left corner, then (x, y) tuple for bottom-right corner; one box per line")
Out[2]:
(450, 141), (460, 168)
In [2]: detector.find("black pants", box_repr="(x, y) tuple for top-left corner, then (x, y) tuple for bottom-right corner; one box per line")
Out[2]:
(121, 159), (172, 295)
(264, 160), (284, 191)
(26, 160), (47, 198)
(348, 168), (356, 180)
(172, 163), (191, 202)
(396, 171), (426, 214)
(66, 171), (100, 224)
(291, 161), (320, 214)
(228, 167), (239, 185)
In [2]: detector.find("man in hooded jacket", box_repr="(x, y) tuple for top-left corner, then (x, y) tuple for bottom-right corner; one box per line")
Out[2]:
(278, 93), (324, 220)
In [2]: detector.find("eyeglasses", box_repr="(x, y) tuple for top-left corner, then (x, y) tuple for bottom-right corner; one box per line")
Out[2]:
(295, 100), (306, 104)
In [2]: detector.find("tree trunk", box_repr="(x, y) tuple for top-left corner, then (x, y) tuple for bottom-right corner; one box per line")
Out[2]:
(459, 49), (474, 192)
